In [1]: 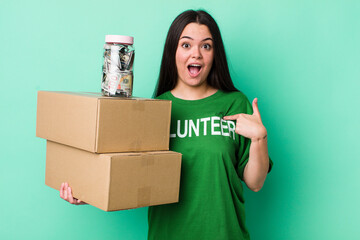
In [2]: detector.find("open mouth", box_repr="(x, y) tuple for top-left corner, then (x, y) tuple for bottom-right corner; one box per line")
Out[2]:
(187, 64), (202, 77)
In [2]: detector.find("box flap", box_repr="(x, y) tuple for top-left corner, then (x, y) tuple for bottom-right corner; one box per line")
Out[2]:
(108, 154), (147, 210)
(108, 152), (182, 211)
(45, 141), (110, 211)
(36, 91), (99, 152)
(95, 98), (171, 153)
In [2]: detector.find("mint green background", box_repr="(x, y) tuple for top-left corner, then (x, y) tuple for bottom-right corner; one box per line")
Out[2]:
(1, 0), (359, 239)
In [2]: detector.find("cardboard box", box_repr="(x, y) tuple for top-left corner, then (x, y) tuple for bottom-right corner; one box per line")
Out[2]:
(45, 141), (182, 211)
(36, 91), (171, 153)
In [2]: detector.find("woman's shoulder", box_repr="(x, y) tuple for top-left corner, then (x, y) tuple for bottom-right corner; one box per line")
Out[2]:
(154, 91), (171, 100)
(219, 90), (252, 114)
(220, 90), (250, 104)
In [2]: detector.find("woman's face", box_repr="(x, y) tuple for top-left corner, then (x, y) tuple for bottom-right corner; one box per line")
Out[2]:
(175, 23), (214, 89)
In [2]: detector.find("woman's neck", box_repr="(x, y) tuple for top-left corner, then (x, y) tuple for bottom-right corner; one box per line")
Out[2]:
(171, 83), (218, 100)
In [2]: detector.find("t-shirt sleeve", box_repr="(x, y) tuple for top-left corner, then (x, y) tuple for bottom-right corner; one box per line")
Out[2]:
(236, 96), (273, 181)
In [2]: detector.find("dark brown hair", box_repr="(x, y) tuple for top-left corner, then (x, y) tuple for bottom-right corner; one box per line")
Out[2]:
(153, 9), (238, 97)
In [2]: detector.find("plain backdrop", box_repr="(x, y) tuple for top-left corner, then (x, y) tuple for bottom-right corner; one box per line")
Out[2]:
(1, 0), (359, 239)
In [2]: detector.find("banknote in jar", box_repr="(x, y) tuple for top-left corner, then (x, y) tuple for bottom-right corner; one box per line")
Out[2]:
(102, 72), (122, 96)
(116, 71), (133, 97)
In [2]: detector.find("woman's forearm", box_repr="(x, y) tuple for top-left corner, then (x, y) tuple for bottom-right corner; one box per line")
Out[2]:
(243, 135), (270, 192)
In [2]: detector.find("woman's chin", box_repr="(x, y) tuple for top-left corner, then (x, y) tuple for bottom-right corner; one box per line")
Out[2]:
(184, 79), (208, 88)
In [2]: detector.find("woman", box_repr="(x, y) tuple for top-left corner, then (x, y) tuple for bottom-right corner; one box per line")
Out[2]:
(61, 9), (272, 240)
(149, 10), (272, 240)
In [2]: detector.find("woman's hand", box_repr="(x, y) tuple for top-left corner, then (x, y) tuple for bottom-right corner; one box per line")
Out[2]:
(60, 182), (87, 205)
(223, 98), (267, 141)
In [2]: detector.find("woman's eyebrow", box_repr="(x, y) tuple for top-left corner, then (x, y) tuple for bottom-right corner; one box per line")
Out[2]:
(202, 37), (213, 42)
(180, 36), (193, 40)
(180, 36), (214, 42)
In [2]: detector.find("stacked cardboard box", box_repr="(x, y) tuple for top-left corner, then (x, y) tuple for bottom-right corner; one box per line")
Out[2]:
(36, 91), (181, 211)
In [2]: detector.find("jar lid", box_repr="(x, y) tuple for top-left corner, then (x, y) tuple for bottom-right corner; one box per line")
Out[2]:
(105, 35), (134, 45)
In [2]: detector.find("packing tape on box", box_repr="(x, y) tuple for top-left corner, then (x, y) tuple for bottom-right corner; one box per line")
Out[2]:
(137, 154), (154, 207)
(133, 99), (145, 111)
(137, 186), (151, 207)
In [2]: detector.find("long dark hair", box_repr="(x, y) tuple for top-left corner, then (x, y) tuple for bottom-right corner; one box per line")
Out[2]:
(153, 9), (238, 97)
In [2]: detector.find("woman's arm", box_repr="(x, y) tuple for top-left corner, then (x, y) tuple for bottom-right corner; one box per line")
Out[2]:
(243, 134), (269, 192)
(223, 98), (270, 192)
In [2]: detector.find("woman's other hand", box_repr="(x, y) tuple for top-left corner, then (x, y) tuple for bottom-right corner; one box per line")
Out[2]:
(223, 98), (267, 141)
(60, 182), (87, 205)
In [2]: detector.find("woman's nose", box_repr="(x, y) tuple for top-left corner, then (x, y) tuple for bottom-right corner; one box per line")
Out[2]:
(191, 46), (202, 59)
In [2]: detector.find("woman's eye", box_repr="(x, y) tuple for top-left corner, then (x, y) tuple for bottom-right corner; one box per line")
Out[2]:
(203, 44), (212, 50)
(182, 43), (190, 48)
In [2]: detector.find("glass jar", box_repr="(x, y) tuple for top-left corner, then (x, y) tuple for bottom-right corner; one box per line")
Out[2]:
(101, 35), (134, 97)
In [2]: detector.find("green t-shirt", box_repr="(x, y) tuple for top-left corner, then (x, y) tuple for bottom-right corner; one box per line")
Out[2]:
(148, 90), (273, 240)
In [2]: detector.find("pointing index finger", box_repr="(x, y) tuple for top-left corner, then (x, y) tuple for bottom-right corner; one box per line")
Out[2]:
(223, 114), (239, 121)
(252, 98), (261, 118)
